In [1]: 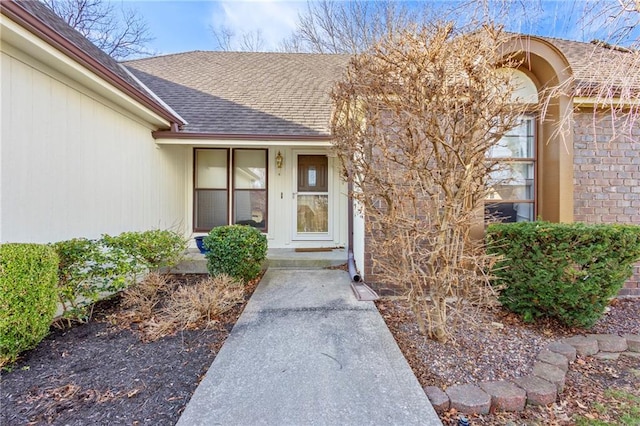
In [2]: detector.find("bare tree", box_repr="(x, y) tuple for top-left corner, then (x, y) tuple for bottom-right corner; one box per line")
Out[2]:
(210, 25), (235, 51)
(210, 25), (265, 52)
(462, 0), (639, 141)
(41, 0), (154, 60)
(331, 25), (533, 342)
(280, 0), (424, 54)
(239, 29), (265, 52)
(572, 0), (640, 133)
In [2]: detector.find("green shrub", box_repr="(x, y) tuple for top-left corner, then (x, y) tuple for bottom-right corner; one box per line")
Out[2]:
(0, 244), (58, 366)
(53, 237), (134, 321)
(204, 225), (267, 282)
(53, 229), (187, 322)
(102, 229), (187, 271)
(487, 221), (640, 327)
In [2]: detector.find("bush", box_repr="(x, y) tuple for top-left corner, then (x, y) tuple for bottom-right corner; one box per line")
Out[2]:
(102, 229), (187, 271)
(53, 229), (186, 322)
(165, 274), (244, 327)
(53, 237), (134, 321)
(204, 225), (267, 282)
(487, 221), (640, 327)
(0, 244), (58, 366)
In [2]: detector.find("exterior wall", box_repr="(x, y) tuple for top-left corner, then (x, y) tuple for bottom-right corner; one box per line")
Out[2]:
(1, 48), (189, 243)
(186, 145), (348, 249)
(363, 219), (397, 295)
(365, 109), (640, 296)
(573, 109), (640, 296)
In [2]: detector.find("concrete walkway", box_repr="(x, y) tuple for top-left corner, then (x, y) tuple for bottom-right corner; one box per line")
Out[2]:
(176, 269), (441, 426)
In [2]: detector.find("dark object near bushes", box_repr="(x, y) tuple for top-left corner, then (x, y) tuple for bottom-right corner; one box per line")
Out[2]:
(194, 236), (208, 254)
(0, 244), (58, 366)
(487, 221), (640, 327)
(204, 225), (267, 282)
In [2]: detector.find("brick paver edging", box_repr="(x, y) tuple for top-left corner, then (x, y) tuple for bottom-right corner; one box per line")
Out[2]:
(423, 333), (640, 415)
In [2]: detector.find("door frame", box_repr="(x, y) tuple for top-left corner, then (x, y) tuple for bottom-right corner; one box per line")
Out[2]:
(292, 150), (333, 241)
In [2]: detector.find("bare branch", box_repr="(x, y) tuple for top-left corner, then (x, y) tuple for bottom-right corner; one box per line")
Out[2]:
(41, 0), (154, 60)
(210, 25), (235, 51)
(285, 0), (424, 54)
(332, 25), (533, 342)
(240, 29), (265, 52)
(209, 25), (265, 52)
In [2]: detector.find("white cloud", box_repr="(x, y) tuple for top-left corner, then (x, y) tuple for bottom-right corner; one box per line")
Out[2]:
(211, 0), (308, 50)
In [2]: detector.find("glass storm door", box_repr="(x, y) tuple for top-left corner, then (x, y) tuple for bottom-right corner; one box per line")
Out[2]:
(294, 155), (331, 240)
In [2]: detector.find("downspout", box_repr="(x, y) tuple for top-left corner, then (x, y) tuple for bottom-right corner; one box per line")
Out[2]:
(347, 178), (361, 283)
(346, 178), (378, 301)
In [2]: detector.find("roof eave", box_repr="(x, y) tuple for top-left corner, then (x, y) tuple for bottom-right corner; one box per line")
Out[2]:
(152, 131), (334, 146)
(1, 1), (184, 127)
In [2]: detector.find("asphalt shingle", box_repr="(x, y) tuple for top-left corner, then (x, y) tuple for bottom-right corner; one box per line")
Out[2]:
(125, 51), (351, 136)
(541, 36), (640, 95)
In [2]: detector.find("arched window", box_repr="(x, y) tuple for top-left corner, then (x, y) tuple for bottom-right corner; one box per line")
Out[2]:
(485, 69), (538, 222)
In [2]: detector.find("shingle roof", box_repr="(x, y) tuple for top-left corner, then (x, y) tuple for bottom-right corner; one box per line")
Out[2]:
(124, 51), (351, 136)
(540, 36), (640, 95)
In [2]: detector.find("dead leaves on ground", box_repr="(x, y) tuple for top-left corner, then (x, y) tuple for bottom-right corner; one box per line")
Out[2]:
(19, 382), (144, 425)
(111, 273), (249, 341)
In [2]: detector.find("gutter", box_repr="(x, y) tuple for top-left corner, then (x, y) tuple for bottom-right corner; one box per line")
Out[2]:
(1, 1), (184, 128)
(152, 131), (333, 141)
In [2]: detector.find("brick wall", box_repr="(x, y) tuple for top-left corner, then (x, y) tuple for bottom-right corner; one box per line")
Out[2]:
(363, 224), (401, 296)
(573, 110), (640, 296)
(363, 110), (640, 297)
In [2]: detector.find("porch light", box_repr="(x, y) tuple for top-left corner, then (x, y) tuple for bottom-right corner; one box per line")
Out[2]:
(275, 151), (284, 170)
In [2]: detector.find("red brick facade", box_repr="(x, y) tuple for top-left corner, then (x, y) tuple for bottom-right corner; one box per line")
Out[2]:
(573, 110), (640, 296)
(363, 110), (640, 297)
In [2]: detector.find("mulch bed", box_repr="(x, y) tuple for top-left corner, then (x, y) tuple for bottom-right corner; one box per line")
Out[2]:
(1, 274), (259, 426)
(2, 272), (638, 426)
(378, 297), (640, 425)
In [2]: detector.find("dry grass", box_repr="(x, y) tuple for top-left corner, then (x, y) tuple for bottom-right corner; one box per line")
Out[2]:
(121, 272), (169, 320)
(164, 275), (244, 327)
(118, 273), (245, 341)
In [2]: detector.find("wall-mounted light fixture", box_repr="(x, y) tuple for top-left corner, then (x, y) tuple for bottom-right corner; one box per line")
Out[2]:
(275, 151), (284, 172)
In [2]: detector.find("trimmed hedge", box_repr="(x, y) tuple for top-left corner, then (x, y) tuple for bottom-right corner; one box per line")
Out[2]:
(204, 225), (267, 282)
(0, 244), (58, 366)
(487, 221), (640, 327)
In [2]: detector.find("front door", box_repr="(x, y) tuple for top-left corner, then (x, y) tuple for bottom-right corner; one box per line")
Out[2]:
(294, 155), (331, 240)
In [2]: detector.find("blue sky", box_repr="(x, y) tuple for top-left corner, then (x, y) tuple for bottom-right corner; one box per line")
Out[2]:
(126, 1), (637, 56)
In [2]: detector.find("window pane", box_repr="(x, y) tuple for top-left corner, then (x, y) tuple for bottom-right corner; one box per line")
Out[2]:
(234, 150), (266, 189)
(195, 189), (228, 229)
(486, 162), (534, 201)
(488, 117), (535, 159)
(234, 190), (266, 229)
(297, 195), (328, 233)
(486, 202), (534, 222)
(298, 155), (328, 192)
(196, 149), (227, 188)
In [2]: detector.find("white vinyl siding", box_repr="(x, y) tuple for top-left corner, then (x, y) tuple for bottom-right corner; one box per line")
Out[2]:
(1, 50), (188, 242)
